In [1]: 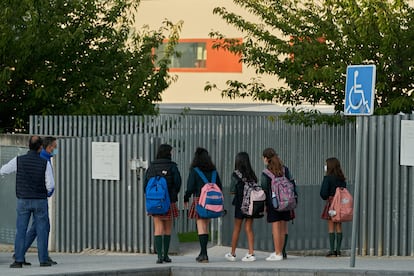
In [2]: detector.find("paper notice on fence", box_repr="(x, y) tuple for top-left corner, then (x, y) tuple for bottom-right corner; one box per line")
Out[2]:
(92, 142), (120, 180)
(400, 120), (414, 166)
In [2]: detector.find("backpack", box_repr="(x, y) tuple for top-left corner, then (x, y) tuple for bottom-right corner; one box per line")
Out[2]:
(145, 173), (170, 215)
(194, 167), (224, 218)
(234, 171), (265, 218)
(263, 168), (297, 211)
(330, 187), (353, 222)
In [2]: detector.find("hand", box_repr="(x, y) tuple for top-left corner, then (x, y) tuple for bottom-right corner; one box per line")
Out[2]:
(184, 202), (189, 209)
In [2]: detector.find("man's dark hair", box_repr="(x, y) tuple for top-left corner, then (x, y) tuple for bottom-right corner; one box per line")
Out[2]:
(29, 136), (43, 151)
(43, 136), (57, 148)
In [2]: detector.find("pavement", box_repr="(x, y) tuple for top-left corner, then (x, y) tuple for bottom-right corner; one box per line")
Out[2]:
(1, 243), (414, 276)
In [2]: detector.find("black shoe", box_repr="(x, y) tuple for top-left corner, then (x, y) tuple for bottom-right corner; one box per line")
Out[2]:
(326, 251), (337, 257)
(10, 261), (23, 268)
(282, 252), (287, 259)
(336, 250), (341, 257)
(196, 254), (209, 263)
(12, 254), (31, 265)
(47, 257), (57, 265)
(163, 256), (171, 263)
(156, 258), (163, 264)
(40, 262), (52, 267)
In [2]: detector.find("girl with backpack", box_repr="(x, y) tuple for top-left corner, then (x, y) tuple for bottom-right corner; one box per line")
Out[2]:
(144, 144), (182, 264)
(261, 148), (296, 261)
(320, 157), (347, 257)
(225, 152), (262, 262)
(184, 147), (223, 263)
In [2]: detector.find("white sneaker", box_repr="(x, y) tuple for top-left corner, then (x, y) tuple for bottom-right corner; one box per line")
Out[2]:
(241, 253), (256, 262)
(225, 252), (236, 261)
(265, 252), (283, 261)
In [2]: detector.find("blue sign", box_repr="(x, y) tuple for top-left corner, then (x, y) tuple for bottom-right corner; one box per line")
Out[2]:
(344, 65), (376, 115)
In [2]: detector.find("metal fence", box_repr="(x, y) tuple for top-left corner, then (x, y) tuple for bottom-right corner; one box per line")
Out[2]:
(0, 112), (412, 256)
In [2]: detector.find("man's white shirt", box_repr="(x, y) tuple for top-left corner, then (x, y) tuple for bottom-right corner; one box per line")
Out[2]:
(0, 156), (55, 195)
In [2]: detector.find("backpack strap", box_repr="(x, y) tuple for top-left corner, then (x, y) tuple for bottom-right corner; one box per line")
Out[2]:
(263, 169), (275, 180)
(194, 167), (217, 184)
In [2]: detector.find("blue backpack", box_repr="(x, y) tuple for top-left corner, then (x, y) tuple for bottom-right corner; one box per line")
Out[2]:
(194, 168), (224, 218)
(145, 175), (170, 215)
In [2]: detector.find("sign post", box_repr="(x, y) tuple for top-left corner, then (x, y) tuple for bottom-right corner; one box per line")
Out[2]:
(344, 64), (376, 267)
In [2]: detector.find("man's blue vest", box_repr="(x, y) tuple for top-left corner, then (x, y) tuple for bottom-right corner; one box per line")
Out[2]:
(16, 150), (48, 199)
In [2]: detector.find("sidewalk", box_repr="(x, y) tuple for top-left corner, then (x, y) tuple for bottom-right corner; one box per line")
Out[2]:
(1, 243), (414, 276)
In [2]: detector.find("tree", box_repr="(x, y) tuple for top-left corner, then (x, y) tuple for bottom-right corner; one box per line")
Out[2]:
(0, 0), (182, 132)
(206, 0), (414, 120)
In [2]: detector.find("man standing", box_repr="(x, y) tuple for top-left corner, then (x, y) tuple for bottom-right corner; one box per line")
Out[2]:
(22, 136), (57, 265)
(0, 136), (55, 268)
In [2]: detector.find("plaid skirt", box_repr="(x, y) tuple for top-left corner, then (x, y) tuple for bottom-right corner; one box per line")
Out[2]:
(187, 197), (200, 219)
(321, 197), (333, 220)
(150, 202), (179, 220)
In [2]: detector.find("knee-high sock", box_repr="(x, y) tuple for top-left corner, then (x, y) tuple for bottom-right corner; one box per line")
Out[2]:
(198, 234), (209, 256)
(163, 235), (171, 257)
(329, 233), (336, 252)
(282, 234), (288, 255)
(336, 232), (343, 252)
(154, 235), (163, 259)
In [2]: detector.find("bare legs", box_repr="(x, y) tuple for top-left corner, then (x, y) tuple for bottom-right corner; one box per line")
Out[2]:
(230, 218), (254, 256)
(271, 221), (287, 255)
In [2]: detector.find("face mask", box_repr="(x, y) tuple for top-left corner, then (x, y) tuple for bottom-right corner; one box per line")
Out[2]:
(52, 148), (58, 156)
(324, 165), (327, 172)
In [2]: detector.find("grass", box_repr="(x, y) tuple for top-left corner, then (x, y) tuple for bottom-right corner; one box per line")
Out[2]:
(178, 231), (199, 243)
(177, 231), (217, 242)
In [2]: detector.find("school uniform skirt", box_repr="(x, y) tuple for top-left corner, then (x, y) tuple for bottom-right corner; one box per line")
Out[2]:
(150, 202), (179, 220)
(187, 197), (200, 219)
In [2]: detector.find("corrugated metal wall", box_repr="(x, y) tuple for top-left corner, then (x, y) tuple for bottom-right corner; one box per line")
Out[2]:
(25, 113), (413, 256)
(51, 134), (154, 253)
(354, 115), (414, 256)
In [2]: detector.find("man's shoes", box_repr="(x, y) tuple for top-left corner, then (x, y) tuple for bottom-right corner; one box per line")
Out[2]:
(163, 256), (172, 263)
(10, 261), (23, 268)
(156, 258), (163, 264)
(12, 254), (32, 265)
(40, 262), (52, 267)
(47, 257), (57, 265)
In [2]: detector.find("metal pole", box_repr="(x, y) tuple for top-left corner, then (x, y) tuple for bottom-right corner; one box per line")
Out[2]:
(350, 117), (362, 267)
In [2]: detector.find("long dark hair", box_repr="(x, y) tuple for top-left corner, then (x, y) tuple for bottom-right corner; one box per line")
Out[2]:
(262, 147), (284, 177)
(190, 147), (216, 171)
(234, 152), (257, 182)
(156, 144), (172, 159)
(326, 157), (346, 181)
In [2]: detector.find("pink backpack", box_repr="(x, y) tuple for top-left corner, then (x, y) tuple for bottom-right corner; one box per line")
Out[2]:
(263, 168), (297, 211)
(194, 168), (224, 218)
(330, 187), (353, 222)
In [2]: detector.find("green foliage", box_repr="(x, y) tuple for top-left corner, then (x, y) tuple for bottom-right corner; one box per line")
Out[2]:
(207, 0), (414, 125)
(0, 0), (182, 132)
(279, 108), (354, 127)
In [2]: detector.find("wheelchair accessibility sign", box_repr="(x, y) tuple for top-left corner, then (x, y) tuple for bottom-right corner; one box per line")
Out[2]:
(344, 65), (376, 115)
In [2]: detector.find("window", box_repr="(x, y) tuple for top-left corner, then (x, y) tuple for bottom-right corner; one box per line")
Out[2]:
(155, 39), (242, 73)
